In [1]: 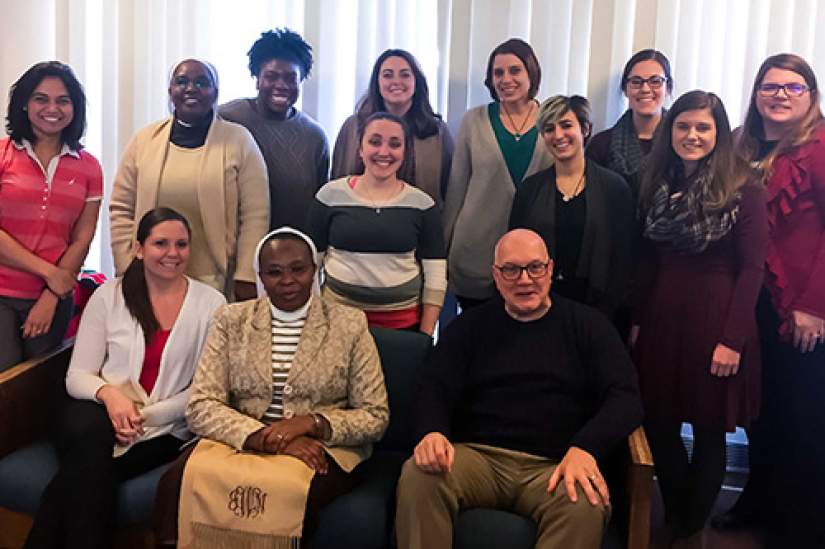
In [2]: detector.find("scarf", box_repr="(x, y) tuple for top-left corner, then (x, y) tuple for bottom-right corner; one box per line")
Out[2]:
(607, 109), (663, 180)
(643, 170), (740, 255)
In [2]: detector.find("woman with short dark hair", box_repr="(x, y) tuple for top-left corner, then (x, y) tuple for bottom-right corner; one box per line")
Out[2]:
(0, 61), (103, 371)
(332, 48), (452, 207)
(509, 95), (633, 318)
(110, 58), (269, 301)
(24, 208), (225, 549)
(633, 90), (766, 546)
(587, 49), (673, 192)
(443, 38), (553, 310)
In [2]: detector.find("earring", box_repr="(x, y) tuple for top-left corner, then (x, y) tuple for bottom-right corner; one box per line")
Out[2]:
(22, 106), (27, 111)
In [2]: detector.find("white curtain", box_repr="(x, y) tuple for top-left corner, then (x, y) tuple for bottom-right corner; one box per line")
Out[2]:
(1, 0), (823, 275)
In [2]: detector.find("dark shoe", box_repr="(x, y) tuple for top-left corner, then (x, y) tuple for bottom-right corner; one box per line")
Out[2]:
(709, 510), (756, 531)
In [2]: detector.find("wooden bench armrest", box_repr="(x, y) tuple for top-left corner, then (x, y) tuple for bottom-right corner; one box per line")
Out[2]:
(625, 425), (654, 549)
(0, 340), (74, 459)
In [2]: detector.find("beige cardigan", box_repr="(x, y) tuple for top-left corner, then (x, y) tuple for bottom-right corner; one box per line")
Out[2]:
(109, 116), (270, 292)
(186, 296), (389, 472)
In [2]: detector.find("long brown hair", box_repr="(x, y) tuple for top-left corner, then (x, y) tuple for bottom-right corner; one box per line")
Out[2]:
(640, 90), (752, 213)
(122, 208), (191, 343)
(738, 53), (823, 177)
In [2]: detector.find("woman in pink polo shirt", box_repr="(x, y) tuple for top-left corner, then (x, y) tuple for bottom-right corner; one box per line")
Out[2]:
(0, 61), (102, 371)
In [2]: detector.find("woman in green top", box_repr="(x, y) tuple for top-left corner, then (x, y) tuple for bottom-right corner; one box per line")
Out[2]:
(442, 38), (553, 310)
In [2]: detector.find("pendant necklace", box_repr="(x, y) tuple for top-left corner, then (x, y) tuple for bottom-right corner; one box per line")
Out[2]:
(501, 100), (535, 142)
(360, 179), (400, 214)
(560, 171), (586, 202)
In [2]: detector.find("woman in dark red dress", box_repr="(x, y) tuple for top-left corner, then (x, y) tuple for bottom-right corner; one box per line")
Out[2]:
(633, 90), (767, 547)
(713, 54), (825, 546)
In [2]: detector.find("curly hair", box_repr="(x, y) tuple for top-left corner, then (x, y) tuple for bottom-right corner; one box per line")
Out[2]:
(6, 61), (87, 150)
(247, 28), (314, 80)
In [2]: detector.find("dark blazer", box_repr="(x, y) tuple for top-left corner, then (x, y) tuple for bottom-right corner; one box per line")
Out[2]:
(509, 159), (634, 316)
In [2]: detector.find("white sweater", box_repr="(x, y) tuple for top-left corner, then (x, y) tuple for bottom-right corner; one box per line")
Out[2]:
(66, 277), (225, 455)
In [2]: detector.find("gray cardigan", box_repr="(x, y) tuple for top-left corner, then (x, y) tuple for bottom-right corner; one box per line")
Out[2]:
(443, 104), (553, 299)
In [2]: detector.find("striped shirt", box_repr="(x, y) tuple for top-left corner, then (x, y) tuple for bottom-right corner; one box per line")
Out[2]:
(307, 177), (447, 316)
(0, 138), (103, 299)
(261, 304), (308, 424)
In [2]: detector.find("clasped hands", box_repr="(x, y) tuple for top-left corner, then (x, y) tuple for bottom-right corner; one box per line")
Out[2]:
(97, 385), (144, 446)
(413, 432), (609, 506)
(244, 415), (329, 475)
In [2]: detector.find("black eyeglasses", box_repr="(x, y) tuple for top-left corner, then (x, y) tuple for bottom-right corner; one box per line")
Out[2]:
(171, 76), (213, 90)
(494, 262), (549, 281)
(626, 75), (668, 90)
(757, 83), (811, 97)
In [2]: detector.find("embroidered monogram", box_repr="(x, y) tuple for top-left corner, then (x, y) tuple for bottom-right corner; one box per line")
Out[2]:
(228, 485), (267, 518)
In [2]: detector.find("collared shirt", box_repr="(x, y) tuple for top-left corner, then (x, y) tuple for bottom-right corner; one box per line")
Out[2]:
(0, 137), (103, 299)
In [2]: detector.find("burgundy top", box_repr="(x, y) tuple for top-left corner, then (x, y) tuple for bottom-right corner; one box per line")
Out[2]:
(764, 125), (825, 336)
(139, 329), (171, 394)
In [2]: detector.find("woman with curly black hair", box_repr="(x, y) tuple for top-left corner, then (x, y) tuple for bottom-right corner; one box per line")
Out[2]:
(332, 49), (452, 207)
(220, 28), (330, 231)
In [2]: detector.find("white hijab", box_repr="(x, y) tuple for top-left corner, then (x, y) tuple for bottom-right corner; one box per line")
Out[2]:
(252, 226), (321, 300)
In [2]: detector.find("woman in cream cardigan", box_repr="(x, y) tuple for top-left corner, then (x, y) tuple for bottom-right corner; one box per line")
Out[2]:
(154, 227), (389, 548)
(24, 208), (225, 549)
(109, 58), (269, 300)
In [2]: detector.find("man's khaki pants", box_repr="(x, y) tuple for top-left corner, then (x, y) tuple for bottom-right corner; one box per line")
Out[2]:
(396, 443), (610, 549)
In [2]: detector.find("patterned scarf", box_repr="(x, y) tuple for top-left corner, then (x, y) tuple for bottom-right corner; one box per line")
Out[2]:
(607, 109), (666, 180)
(643, 170), (740, 255)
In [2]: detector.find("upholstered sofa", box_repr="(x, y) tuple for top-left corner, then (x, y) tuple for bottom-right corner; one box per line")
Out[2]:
(0, 328), (652, 549)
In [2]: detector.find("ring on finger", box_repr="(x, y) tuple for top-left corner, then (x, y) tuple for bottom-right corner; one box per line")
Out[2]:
(588, 473), (597, 482)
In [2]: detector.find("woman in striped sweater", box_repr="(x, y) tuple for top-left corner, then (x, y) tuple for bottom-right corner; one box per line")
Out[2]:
(308, 111), (447, 336)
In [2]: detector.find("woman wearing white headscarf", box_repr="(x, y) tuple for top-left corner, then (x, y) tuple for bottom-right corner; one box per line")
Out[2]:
(154, 227), (389, 548)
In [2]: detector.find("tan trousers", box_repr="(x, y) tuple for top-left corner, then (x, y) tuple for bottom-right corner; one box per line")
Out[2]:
(396, 443), (610, 549)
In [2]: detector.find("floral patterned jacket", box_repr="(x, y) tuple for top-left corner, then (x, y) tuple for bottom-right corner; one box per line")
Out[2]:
(186, 295), (389, 472)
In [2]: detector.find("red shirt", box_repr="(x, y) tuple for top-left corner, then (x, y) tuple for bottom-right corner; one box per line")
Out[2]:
(0, 138), (103, 299)
(764, 125), (825, 335)
(139, 329), (172, 395)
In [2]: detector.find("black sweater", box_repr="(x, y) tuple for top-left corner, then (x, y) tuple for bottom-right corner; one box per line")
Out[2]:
(413, 296), (643, 460)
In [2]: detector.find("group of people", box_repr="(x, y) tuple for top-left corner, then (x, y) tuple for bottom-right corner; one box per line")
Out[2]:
(0, 24), (822, 549)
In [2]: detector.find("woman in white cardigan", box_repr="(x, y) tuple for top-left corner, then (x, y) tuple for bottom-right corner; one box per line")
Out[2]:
(24, 208), (225, 549)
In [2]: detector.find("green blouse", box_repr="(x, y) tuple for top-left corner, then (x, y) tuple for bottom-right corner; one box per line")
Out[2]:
(488, 101), (539, 186)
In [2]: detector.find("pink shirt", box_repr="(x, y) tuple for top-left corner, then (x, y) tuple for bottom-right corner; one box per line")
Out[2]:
(0, 137), (103, 299)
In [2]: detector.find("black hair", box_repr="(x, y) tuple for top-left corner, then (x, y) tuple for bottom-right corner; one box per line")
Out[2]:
(6, 61), (87, 150)
(122, 208), (192, 343)
(247, 28), (313, 80)
(356, 111), (415, 182)
(356, 49), (441, 139)
(484, 38), (542, 101)
(620, 49), (674, 94)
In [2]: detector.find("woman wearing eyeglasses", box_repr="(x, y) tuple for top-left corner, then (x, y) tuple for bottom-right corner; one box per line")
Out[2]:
(509, 95), (633, 318)
(587, 49), (673, 193)
(110, 59), (269, 301)
(712, 54), (825, 546)
(634, 90), (766, 547)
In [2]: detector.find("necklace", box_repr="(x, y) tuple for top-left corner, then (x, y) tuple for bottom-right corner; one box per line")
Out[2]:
(501, 100), (535, 142)
(559, 171), (586, 202)
(357, 177), (401, 214)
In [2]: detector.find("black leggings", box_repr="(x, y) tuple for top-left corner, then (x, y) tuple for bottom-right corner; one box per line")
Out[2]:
(645, 420), (726, 537)
(24, 399), (182, 549)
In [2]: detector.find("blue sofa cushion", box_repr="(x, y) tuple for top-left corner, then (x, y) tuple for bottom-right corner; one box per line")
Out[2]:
(0, 440), (171, 525)
(368, 327), (432, 453)
(455, 509), (537, 549)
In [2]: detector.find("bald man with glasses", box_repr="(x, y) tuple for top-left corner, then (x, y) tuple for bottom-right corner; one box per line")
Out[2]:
(395, 228), (643, 549)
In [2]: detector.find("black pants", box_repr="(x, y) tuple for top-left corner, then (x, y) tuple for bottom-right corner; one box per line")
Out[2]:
(0, 295), (73, 372)
(24, 399), (183, 549)
(733, 293), (825, 546)
(154, 442), (361, 546)
(645, 420), (726, 537)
